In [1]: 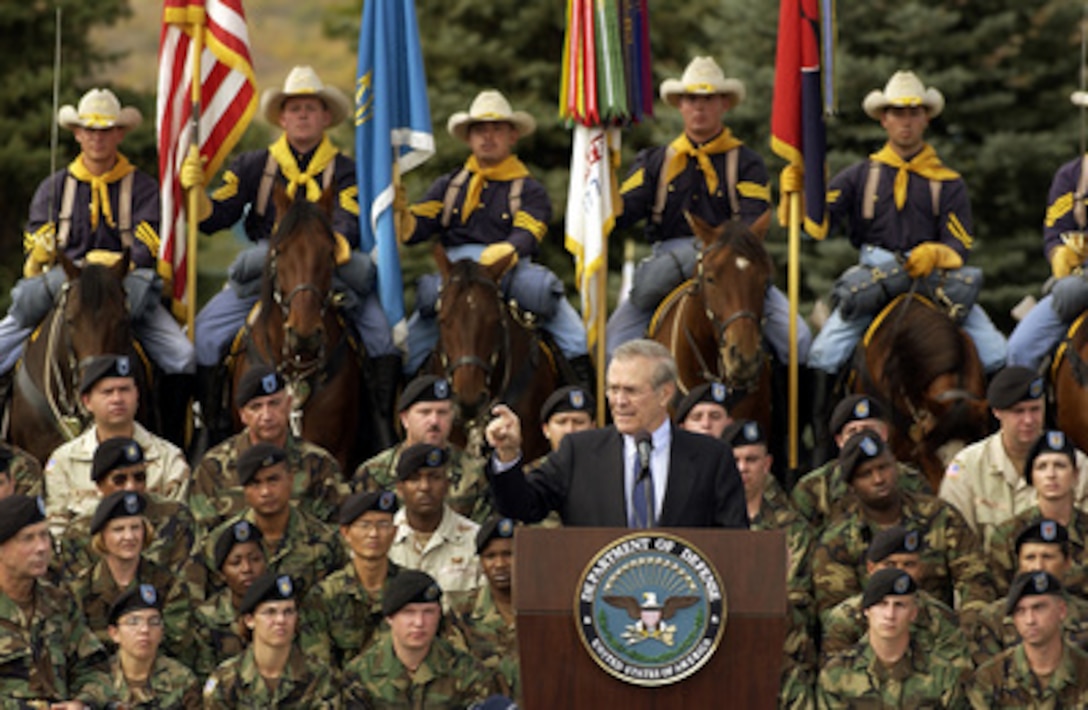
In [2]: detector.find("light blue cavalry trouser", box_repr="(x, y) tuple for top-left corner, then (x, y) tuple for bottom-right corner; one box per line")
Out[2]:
(807, 246), (1008, 374)
(1006, 294), (1066, 371)
(403, 244), (589, 376)
(604, 237), (812, 364)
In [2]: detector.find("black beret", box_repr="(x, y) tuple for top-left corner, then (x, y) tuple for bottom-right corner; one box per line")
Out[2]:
(80, 354), (135, 395)
(839, 429), (889, 482)
(90, 491), (147, 535)
(108, 583), (162, 626)
(1024, 430), (1077, 486)
(396, 444), (448, 481)
(213, 520), (265, 571)
(397, 375), (450, 412)
(236, 443), (287, 486)
(1005, 571), (1064, 616)
(866, 525), (922, 562)
(829, 395), (888, 435)
(722, 419), (766, 448)
(239, 571), (297, 615)
(674, 382), (734, 424)
(234, 365), (286, 408)
(987, 366), (1044, 410)
(0, 495), (46, 545)
(862, 567), (917, 609)
(476, 516), (515, 554)
(339, 490), (399, 526)
(382, 569), (443, 617)
(1014, 519), (1070, 555)
(91, 437), (145, 483)
(540, 385), (595, 423)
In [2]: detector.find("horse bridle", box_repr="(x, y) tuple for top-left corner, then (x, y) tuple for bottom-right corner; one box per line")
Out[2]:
(436, 272), (513, 398)
(267, 244), (337, 375)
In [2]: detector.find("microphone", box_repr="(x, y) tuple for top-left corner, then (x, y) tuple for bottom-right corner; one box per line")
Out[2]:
(634, 430), (652, 478)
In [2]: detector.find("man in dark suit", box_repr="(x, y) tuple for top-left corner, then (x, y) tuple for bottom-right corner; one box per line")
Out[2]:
(485, 339), (747, 528)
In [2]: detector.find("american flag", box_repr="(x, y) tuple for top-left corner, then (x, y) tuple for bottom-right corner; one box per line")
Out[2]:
(157, 0), (257, 322)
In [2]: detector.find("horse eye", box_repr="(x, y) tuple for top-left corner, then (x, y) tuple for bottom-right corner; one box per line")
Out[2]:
(705, 275), (715, 285)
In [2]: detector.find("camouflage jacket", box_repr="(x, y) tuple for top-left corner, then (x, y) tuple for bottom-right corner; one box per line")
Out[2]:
(987, 505), (1088, 599)
(812, 489), (995, 614)
(967, 642), (1088, 708)
(202, 644), (339, 708)
(193, 588), (246, 681)
(341, 635), (500, 709)
(447, 585), (519, 701)
(817, 638), (967, 709)
(968, 594), (1088, 668)
(0, 580), (110, 705)
(791, 459), (930, 534)
(352, 443), (493, 524)
(10, 444), (44, 497)
(299, 560), (403, 670)
(190, 431), (344, 530)
(104, 652), (201, 708)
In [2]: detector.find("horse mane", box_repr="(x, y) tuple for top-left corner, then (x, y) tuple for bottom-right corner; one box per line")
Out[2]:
(882, 299), (965, 391)
(77, 263), (124, 312)
(446, 257), (490, 287)
(712, 221), (774, 274)
(271, 196), (335, 248)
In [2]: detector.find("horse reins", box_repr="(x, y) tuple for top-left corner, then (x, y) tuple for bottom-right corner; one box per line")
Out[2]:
(437, 272), (513, 398)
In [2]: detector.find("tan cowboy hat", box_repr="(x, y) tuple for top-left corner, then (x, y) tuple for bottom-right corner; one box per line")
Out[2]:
(447, 90), (536, 143)
(659, 56), (746, 108)
(57, 88), (142, 131)
(1072, 91), (1088, 107)
(260, 65), (352, 125)
(862, 70), (945, 120)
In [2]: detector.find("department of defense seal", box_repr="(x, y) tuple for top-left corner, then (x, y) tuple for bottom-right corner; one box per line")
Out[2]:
(574, 532), (726, 687)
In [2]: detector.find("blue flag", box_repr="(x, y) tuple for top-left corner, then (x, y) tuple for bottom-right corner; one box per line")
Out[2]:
(356, 0), (434, 348)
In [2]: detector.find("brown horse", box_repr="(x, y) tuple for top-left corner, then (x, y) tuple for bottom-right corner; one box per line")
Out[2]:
(231, 186), (363, 471)
(648, 217), (773, 434)
(851, 293), (990, 490)
(10, 250), (153, 464)
(433, 244), (558, 461)
(1053, 311), (1088, 454)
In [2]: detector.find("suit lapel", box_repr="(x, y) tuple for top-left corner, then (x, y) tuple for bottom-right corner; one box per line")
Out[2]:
(659, 429), (695, 525)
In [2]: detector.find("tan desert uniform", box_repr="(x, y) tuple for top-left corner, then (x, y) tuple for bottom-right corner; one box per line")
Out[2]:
(939, 433), (1088, 550)
(44, 422), (190, 536)
(388, 505), (481, 604)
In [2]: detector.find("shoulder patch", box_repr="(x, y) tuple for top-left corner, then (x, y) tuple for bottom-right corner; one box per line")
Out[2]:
(944, 462), (961, 479)
(203, 677), (217, 696)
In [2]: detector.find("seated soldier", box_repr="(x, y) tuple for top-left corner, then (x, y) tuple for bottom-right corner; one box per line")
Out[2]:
(396, 90), (592, 387)
(535, 385), (597, 465)
(674, 382), (735, 439)
(817, 568), (967, 708)
(968, 572), (1088, 707)
(342, 570), (501, 707)
(104, 584), (201, 707)
(0, 88), (194, 442)
(607, 56), (810, 366)
(182, 66), (399, 447)
(189, 365), (344, 530)
(193, 520), (268, 680)
(812, 431), (995, 614)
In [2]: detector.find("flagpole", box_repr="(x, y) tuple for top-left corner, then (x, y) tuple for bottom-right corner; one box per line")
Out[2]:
(787, 190), (801, 471)
(184, 14), (204, 343)
(595, 253), (607, 425)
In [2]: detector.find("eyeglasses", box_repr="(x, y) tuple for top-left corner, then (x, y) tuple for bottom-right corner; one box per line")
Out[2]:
(118, 615), (163, 628)
(256, 607), (298, 620)
(352, 520), (395, 532)
(108, 471), (147, 486)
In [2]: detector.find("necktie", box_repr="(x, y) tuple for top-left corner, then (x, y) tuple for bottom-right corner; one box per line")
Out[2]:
(631, 453), (654, 529)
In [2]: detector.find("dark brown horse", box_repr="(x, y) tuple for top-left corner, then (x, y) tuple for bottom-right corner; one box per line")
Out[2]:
(647, 217), (773, 434)
(433, 244), (558, 461)
(231, 186), (362, 471)
(1053, 311), (1088, 455)
(10, 250), (153, 464)
(851, 293), (990, 490)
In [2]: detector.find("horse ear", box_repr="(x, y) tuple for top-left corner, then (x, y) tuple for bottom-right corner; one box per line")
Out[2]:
(318, 183), (336, 217)
(749, 211), (771, 240)
(272, 182), (291, 221)
(434, 242), (452, 280)
(58, 251), (80, 281)
(684, 211), (724, 248)
(110, 247), (131, 280)
(482, 252), (517, 283)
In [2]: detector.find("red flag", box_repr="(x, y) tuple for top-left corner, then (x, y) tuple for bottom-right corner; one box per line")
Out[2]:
(771, 0), (827, 237)
(157, 0), (257, 319)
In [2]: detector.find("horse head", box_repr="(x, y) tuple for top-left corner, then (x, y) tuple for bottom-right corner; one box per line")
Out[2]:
(59, 248), (132, 363)
(690, 215), (772, 388)
(434, 243), (514, 421)
(267, 184), (338, 365)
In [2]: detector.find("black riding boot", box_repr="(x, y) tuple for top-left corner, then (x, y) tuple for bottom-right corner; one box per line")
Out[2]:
(569, 354), (597, 394)
(810, 368), (837, 469)
(367, 355), (401, 451)
(159, 373), (194, 451)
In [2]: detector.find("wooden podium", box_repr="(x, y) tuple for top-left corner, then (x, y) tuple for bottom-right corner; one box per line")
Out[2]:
(514, 527), (786, 709)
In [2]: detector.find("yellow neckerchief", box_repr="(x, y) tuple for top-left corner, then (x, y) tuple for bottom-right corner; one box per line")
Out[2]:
(664, 129), (742, 195)
(68, 153), (135, 230)
(462, 155), (530, 219)
(268, 134), (339, 201)
(870, 143), (961, 210)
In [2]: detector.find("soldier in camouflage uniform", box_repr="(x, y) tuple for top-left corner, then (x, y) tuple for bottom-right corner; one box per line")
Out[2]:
(193, 520), (267, 679)
(103, 583), (201, 707)
(203, 571), (339, 707)
(199, 443), (347, 599)
(791, 395), (931, 534)
(817, 568), (967, 708)
(448, 517), (520, 701)
(342, 570), (501, 708)
(675, 382), (736, 439)
(986, 430), (1088, 598)
(0, 495), (111, 707)
(968, 571), (1088, 708)
(812, 431), (995, 614)
(66, 491), (193, 666)
(352, 374), (492, 523)
(969, 520), (1088, 667)
(1, 442), (45, 498)
(723, 420), (816, 709)
(300, 489), (403, 670)
(190, 365), (345, 529)
(525, 386), (596, 529)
